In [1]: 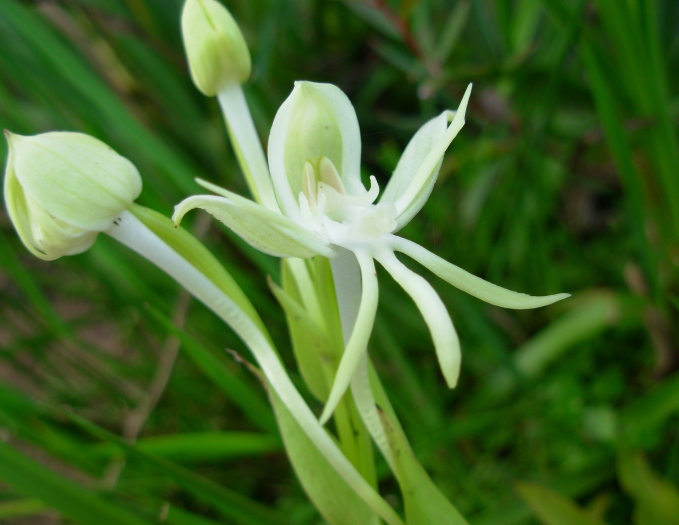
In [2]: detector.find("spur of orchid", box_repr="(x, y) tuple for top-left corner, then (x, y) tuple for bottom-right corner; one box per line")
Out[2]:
(173, 81), (569, 422)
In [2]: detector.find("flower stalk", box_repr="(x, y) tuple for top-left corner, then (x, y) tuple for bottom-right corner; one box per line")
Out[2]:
(217, 84), (279, 211)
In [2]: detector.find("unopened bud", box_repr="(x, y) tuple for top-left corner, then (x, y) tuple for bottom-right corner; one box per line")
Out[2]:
(3, 131), (142, 260)
(182, 0), (251, 96)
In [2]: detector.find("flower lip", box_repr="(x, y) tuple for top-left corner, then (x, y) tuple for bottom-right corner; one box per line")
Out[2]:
(296, 156), (397, 248)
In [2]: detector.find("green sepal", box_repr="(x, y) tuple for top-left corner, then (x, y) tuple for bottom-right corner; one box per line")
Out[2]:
(130, 204), (268, 340)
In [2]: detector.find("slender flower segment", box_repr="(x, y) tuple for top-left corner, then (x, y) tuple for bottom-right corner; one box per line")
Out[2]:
(181, 0), (278, 212)
(173, 81), (570, 423)
(3, 131), (142, 261)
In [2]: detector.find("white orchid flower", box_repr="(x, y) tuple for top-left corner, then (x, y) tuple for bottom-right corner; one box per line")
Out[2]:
(173, 81), (569, 422)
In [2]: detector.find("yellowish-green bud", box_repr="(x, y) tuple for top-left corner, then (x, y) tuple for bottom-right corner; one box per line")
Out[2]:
(3, 131), (142, 261)
(181, 0), (251, 96)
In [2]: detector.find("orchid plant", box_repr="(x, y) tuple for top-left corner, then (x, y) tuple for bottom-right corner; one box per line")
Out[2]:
(173, 79), (568, 425)
(2, 0), (569, 523)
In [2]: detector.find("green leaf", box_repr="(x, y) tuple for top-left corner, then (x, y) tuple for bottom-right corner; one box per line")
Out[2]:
(165, 505), (228, 525)
(0, 498), (49, 519)
(618, 451), (679, 525)
(268, 389), (380, 525)
(269, 273), (334, 401)
(480, 291), (641, 403)
(88, 431), (280, 463)
(67, 413), (290, 525)
(378, 408), (469, 525)
(145, 305), (277, 434)
(515, 482), (607, 525)
(0, 440), (152, 525)
(621, 371), (679, 443)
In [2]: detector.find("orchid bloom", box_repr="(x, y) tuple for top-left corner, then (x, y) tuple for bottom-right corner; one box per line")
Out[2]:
(173, 81), (569, 422)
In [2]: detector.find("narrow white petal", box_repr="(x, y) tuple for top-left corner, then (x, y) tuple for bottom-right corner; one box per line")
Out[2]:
(173, 185), (333, 259)
(380, 110), (451, 229)
(376, 249), (461, 388)
(329, 247), (362, 343)
(320, 251), (379, 424)
(350, 356), (396, 470)
(393, 84), (472, 221)
(391, 236), (571, 309)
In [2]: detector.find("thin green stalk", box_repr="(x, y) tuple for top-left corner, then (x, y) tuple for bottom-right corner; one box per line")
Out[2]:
(218, 83), (279, 211)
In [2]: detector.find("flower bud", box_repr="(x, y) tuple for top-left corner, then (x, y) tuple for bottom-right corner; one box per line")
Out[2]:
(3, 131), (142, 260)
(181, 0), (251, 96)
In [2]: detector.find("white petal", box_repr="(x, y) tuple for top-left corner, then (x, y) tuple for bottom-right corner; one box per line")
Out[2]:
(349, 356), (396, 470)
(320, 251), (378, 424)
(380, 110), (451, 230)
(392, 84), (472, 223)
(391, 236), (571, 308)
(173, 181), (334, 259)
(268, 82), (362, 218)
(376, 249), (460, 388)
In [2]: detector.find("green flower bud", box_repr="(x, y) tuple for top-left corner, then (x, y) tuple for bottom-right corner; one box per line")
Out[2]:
(181, 0), (251, 96)
(3, 131), (142, 260)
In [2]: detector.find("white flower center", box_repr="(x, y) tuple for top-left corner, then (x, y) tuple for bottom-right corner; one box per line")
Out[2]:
(297, 157), (397, 248)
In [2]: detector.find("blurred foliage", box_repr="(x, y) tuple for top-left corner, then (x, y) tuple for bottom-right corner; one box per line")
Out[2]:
(0, 0), (677, 523)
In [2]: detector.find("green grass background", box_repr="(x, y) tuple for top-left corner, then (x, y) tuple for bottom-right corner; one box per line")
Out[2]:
(0, 0), (678, 523)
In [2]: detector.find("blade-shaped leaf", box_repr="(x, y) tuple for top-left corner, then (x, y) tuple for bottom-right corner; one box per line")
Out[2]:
(0, 440), (152, 525)
(515, 481), (607, 525)
(378, 408), (469, 525)
(269, 389), (380, 525)
(618, 451), (679, 525)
